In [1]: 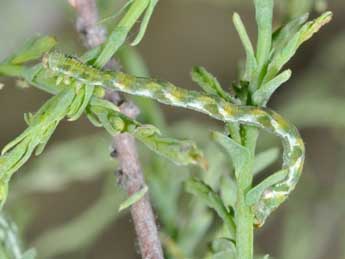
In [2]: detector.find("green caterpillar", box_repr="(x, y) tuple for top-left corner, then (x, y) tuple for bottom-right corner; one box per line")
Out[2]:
(43, 52), (305, 227)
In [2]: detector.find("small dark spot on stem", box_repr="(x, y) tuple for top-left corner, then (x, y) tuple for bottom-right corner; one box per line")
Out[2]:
(110, 148), (117, 158)
(115, 168), (125, 186)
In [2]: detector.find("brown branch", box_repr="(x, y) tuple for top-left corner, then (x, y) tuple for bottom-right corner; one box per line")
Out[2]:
(68, 1), (164, 258)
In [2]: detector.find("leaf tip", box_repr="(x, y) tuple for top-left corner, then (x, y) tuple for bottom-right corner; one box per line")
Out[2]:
(232, 12), (240, 22)
(299, 11), (332, 45)
(284, 69), (292, 78)
(316, 11), (333, 28)
(118, 185), (148, 212)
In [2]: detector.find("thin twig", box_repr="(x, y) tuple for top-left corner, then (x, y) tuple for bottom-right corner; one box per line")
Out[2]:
(68, 1), (164, 258)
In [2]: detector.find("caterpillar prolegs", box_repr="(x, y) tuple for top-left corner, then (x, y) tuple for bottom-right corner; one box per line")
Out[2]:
(43, 52), (305, 227)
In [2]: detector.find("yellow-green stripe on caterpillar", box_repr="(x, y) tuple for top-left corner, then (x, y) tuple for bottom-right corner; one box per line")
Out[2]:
(43, 52), (305, 227)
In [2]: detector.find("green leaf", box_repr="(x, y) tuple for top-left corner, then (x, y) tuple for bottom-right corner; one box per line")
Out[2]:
(66, 88), (86, 119)
(88, 98), (206, 168)
(22, 64), (44, 83)
(160, 233), (187, 259)
(265, 12), (332, 81)
(226, 123), (241, 144)
(68, 84), (95, 121)
(211, 238), (236, 253)
(233, 13), (257, 80)
(253, 69), (291, 106)
(89, 97), (120, 113)
(98, 112), (124, 135)
(4, 36), (56, 65)
(119, 185), (148, 211)
(0, 213), (34, 259)
(81, 46), (101, 64)
(34, 123), (59, 156)
(246, 169), (288, 206)
(185, 178), (236, 236)
(94, 0), (150, 68)
(131, 0), (158, 46)
(177, 208), (213, 255)
(13, 134), (115, 194)
(83, 0), (156, 65)
(191, 66), (237, 103)
(253, 147), (280, 176)
(134, 130), (207, 169)
(94, 26), (128, 68)
(297, 11), (332, 46)
(0, 64), (26, 77)
(97, 0), (135, 25)
(220, 175), (237, 208)
(85, 110), (103, 127)
(208, 238), (236, 259)
(117, 45), (150, 76)
(211, 131), (250, 179)
(22, 249), (37, 259)
(254, 0), (273, 68)
(2, 90), (75, 155)
(271, 13), (309, 56)
(209, 250), (236, 259)
(0, 90), (75, 208)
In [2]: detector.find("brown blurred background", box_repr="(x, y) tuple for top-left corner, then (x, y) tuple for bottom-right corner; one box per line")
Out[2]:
(0, 0), (345, 258)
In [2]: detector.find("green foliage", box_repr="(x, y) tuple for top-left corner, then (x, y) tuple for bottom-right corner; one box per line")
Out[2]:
(31, 175), (124, 258)
(0, 213), (36, 259)
(0, 0), (335, 259)
(191, 66), (238, 103)
(118, 185), (148, 212)
(12, 134), (114, 194)
(233, 5), (331, 105)
(93, 0), (157, 68)
(264, 11), (332, 82)
(131, 0), (158, 46)
(254, 0), (273, 72)
(232, 12), (256, 81)
(185, 178), (236, 236)
(252, 147), (279, 175)
(0, 35), (206, 209)
(4, 36), (56, 65)
(252, 69), (291, 106)
(211, 131), (251, 179)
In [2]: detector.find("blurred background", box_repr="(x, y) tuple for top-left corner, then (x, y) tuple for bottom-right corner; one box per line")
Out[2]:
(0, 0), (345, 258)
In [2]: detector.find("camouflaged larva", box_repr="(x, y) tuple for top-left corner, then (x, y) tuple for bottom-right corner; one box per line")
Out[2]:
(44, 52), (305, 227)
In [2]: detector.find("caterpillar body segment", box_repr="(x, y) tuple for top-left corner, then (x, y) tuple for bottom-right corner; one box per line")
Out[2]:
(44, 52), (305, 226)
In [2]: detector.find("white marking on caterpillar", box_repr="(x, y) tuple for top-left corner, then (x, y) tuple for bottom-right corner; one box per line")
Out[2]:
(44, 52), (305, 227)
